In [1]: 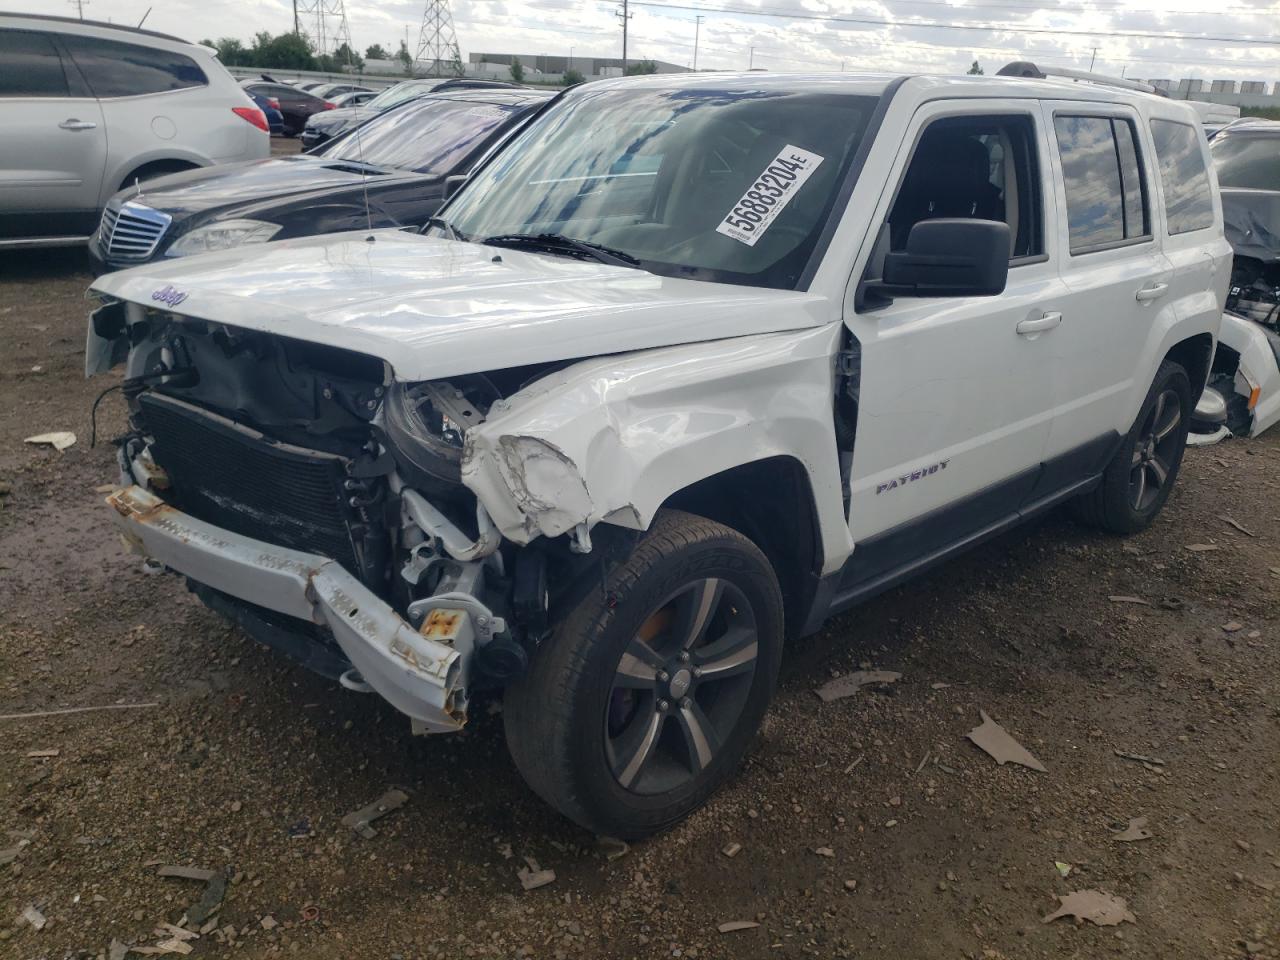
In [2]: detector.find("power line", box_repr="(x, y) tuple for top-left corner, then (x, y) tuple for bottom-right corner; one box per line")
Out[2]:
(622, 0), (1280, 45)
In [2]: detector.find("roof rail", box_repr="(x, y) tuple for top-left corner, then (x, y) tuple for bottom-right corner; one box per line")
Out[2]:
(996, 61), (1166, 97)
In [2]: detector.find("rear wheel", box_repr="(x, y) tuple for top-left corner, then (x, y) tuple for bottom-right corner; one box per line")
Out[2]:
(503, 510), (783, 838)
(1072, 359), (1191, 534)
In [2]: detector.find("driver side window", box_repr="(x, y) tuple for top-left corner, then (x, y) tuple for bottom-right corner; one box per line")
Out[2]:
(887, 114), (1044, 261)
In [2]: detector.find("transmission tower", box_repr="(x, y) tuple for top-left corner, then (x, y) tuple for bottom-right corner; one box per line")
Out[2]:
(415, 0), (462, 77)
(293, 0), (355, 63)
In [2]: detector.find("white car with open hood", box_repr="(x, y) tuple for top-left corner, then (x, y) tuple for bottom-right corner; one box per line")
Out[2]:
(87, 66), (1230, 837)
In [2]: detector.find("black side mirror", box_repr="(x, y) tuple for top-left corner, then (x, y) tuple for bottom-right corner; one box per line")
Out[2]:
(879, 219), (1010, 298)
(442, 174), (468, 200)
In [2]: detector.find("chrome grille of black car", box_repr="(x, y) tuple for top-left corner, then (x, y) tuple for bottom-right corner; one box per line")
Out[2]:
(100, 201), (172, 261)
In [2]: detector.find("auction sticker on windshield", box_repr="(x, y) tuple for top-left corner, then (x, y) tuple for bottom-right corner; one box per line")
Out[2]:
(716, 145), (824, 247)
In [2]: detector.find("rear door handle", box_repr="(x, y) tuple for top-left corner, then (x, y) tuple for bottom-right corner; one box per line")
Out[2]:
(1016, 311), (1062, 336)
(58, 119), (97, 131)
(1135, 282), (1169, 303)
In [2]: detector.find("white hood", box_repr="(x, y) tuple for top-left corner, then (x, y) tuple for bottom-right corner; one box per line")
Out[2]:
(90, 230), (831, 381)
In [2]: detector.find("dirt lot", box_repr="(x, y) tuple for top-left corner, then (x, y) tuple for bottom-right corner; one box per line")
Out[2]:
(1, 230), (1278, 960)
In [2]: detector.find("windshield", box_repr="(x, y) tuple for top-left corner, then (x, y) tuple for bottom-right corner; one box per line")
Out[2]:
(317, 98), (522, 174)
(366, 81), (434, 111)
(444, 86), (878, 290)
(1212, 134), (1280, 191)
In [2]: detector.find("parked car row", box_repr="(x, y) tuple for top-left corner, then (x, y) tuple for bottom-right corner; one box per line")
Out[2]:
(87, 63), (1236, 837)
(299, 77), (523, 149)
(0, 12), (268, 248)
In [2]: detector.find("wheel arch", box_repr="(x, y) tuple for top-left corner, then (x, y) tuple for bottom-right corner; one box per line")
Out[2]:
(1163, 331), (1215, 404)
(660, 455), (823, 640)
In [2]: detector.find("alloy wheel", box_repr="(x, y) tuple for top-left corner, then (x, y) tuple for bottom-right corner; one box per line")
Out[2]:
(1129, 388), (1182, 511)
(605, 578), (759, 795)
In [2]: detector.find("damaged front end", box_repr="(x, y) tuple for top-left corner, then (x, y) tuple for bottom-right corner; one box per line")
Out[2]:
(89, 299), (588, 733)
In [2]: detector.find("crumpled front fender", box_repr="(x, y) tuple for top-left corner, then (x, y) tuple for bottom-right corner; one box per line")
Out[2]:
(462, 325), (854, 574)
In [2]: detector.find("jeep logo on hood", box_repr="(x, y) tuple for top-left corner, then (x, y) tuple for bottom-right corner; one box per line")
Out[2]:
(151, 285), (188, 308)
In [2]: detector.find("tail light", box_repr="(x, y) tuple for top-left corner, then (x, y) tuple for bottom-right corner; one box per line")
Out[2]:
(267, 97), (280, 111)
(323, 100), (337, 110)
(232, 106), (269, 132)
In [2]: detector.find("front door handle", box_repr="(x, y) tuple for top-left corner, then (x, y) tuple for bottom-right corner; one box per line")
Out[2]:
(59, 119), (97, 131)
(1016, 311), (1062, 336)
(1135, 282), (1169, 303)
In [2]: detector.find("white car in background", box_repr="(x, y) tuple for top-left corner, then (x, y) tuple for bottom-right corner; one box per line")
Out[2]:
(0, 13), (269, 250)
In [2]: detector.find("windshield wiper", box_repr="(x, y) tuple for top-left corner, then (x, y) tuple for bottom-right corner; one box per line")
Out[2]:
(480, 233), (641, 269)
(425, 216), (468, 242)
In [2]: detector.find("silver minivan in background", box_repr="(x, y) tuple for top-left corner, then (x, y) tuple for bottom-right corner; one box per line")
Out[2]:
(0, 12), (269, 250)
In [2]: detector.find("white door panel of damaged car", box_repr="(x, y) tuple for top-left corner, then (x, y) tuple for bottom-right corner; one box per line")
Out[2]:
(844, 99), (1064, 542)
(1036, 102), (1174, 455)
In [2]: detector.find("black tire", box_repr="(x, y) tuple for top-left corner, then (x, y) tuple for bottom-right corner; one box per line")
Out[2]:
(1071, 359), (1192, 534)
(503, 510), (784, 838)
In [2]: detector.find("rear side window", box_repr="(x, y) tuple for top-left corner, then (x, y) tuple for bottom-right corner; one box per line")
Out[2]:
(1054, 115), (1149, 253)
(0, 30), (70, 97)
(1150, 119), (1215, 234)
(61, 35), (207, 98)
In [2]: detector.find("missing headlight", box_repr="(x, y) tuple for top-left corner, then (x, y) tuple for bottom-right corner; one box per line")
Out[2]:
(382, 376), (500, 492)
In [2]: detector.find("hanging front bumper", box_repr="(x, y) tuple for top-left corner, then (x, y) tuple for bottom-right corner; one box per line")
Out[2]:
(106, 485), (470, 733)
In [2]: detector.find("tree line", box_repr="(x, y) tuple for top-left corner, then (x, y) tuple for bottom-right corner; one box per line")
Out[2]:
(200, 32), (462, 76)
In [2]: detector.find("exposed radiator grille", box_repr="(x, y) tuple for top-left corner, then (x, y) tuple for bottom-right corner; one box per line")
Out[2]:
(138, 393), (362, 574)
(100, 200), (171, 262)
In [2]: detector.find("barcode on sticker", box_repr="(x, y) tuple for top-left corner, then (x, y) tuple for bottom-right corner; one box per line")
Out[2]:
(715, 145), (824, 247)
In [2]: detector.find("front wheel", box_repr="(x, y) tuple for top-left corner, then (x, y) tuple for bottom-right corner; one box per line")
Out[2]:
(503, 510), (784, 838)
(1071, 359), (1192, 534)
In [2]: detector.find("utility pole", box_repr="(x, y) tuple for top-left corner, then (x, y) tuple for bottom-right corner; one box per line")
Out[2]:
(617, 0), (632, 73)
(748, 45), (754, 70)
(68, 0), (88, 19)
(1088, 46), (1098, 71)
(693, 15), (703, 72)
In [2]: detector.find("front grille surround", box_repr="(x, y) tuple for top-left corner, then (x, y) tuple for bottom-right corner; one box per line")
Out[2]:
(137, 392), (364, 575)
(99, 200), (172, 262)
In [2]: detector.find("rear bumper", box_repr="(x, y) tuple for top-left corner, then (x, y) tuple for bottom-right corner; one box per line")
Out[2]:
(107, 485), (469, 733)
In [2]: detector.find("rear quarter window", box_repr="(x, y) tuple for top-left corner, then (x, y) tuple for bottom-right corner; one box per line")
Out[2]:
(0, 29), (70, 97)
(1054, 114), (1149, 254)
(1149, 118), (1215, 235)
(61, 35), (207, 98)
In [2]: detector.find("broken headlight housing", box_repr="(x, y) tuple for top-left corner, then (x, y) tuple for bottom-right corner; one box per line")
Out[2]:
(382, 376), (500, 494)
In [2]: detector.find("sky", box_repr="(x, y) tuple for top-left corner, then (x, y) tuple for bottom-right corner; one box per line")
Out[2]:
(18, 0), (1280, 82)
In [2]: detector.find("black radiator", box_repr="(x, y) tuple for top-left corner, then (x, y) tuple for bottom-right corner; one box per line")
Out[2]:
(138, 392), (362, 575)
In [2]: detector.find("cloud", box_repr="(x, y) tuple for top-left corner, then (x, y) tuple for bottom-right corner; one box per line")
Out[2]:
(14, 0), (1280, 80)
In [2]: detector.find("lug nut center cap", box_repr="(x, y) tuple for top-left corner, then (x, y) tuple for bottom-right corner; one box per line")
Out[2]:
(668, 668), (693, 699)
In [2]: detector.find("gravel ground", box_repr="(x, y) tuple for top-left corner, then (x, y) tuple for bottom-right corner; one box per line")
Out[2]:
(2, 222), (1278, 960)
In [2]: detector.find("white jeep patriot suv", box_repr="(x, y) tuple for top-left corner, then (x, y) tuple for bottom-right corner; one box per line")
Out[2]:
(86, 66), (1230, 837)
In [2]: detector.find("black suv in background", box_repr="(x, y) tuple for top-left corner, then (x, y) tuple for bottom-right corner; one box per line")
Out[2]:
(89, 88), (553, 273)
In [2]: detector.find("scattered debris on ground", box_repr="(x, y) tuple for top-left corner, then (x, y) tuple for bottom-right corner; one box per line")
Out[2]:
(1112, 817), (1153, 842)
(966, 710), (1047, 772)
(23, 430), (76, 451)
(814, 669), (902, 701)
(1043, 890), (1138, 927)
(341, 788), (409, 839)
(517, 858), (556, 891)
